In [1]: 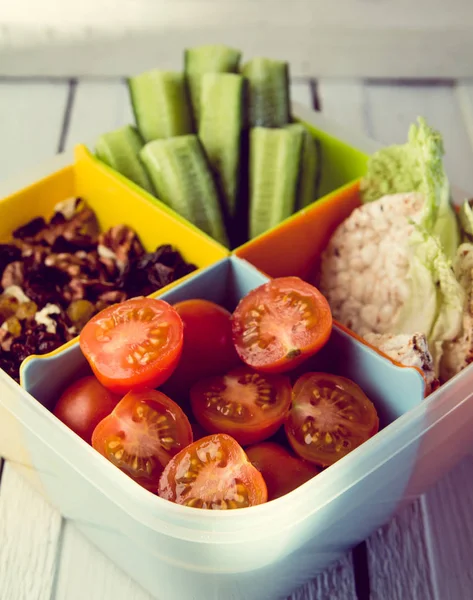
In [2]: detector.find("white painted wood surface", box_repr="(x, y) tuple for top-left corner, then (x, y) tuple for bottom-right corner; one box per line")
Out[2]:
(0, 81), (69, 180)
(3, 1), (473, 78)
(0, 464), (63, 600)
(2, 75), (473, 600)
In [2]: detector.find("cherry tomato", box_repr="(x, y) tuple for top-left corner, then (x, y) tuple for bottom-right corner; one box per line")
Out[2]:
(285, 373), (379, 467)
(246, 442), (320, 500)
(158, 434), (267, 509)
(232, 277), (332, 373)
(190, 366), (292, 446)
(162, 299), (240, 401)
(91, 388), (193, 491)
(80, 297), (183, 394)
(53, 376), (120, 444)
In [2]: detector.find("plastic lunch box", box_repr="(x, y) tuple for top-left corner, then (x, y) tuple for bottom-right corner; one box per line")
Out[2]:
(2, 105), (473, 600)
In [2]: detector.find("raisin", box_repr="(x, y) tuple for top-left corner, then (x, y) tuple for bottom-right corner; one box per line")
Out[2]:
(0, 244), (22, 278)
(13, 217), (47, 240)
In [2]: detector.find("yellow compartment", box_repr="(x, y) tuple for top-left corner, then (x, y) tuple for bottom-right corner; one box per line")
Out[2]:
(0, 145), (228, 267)
(0, 145), (228, 484)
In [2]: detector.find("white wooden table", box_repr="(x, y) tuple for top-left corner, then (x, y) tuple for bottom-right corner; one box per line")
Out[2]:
(2, 76), (473, 600)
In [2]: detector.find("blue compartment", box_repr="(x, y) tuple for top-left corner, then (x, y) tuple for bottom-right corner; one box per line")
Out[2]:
(22, 254), (424, 430)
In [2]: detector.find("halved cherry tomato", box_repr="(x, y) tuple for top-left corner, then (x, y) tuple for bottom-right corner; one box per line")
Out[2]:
(80, 297), (183, 394)
(246, 442), (320, 500)
(53, 376), (121, 444)
(158, 434), (267, 509)
(285, 373), (379, 467)
(91, 388), (193, 491)
(232, 277), (332, 373)
(162, 299), (240, 402)
(190, 366), (292, 446)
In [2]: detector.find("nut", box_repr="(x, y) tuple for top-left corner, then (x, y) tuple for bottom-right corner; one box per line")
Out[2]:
(1, 261), (24, 289)
(99, 225), (144, 271)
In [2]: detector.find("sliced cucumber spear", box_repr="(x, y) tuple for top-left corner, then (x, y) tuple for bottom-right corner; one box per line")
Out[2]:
(289, 123), (319, 210)
(249, 126), (303, 239)
(128, 70), (193, 142)
(140, 135), (229, 247)
(199, 73), (244, 220)
(185, 44), (242, 126)
(241, 58), (290, 128)
(95, 125), (154, 194)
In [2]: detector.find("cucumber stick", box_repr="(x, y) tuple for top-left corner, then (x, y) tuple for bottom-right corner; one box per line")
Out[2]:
(185, 44), (241, 126)
(199, 73), (243, 219)
(128, 70), (193, 142)
(290, 123), (319, 210)
(241, 58), (290, 128)
(140, 135), (229, 247)
(249, 126), (303, 239)
(95, 125), (154, 194)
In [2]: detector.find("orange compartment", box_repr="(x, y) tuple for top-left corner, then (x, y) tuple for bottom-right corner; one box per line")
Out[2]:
(235, 181), (361, 282)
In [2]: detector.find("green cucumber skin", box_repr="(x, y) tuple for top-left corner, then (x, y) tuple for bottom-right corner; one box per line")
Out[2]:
(241, 58), (290, 128)
(249, 126), (303, 240)
(95, 125), (154, 194)
(140, 135), (229, 247)
(288, 123), (319, 210)
(199, 73), (244, 220)
(128, 70), (193, 142)
(185, 44), (242, 126)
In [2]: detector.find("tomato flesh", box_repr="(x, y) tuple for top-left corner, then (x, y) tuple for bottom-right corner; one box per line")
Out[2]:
(190, 366), (292, 446)
(232, 277), (332, 373)
(285, 373), (379, 467)
(158, 434), (267, 509)
(246, 442), (320, 500)
(80, 297), (183, 394)
(92, 388), (193, 490)
(53, 376), (120, 444)
(162, 299), (240, 402)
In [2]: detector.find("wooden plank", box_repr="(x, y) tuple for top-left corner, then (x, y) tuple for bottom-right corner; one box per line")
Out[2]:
(289, 554), (357, 600)
(0, 463), (63, 600)
(364, 81), (473, 194)
(366, 501), (435, 600)
(317, 79), (367, 132)
(65, 80), (134, 150)
(54, 522), (151, 600)
(457, 82), (473, 172)
(0, 78), (69, 599)
(422, 456), (473, 600)
(0, 81), (69, 181)
(3, 1), (473, 77)
(290, 81), (313, 110)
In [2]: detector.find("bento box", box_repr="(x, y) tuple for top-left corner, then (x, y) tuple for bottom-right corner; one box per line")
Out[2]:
(2, 105), (473, 600)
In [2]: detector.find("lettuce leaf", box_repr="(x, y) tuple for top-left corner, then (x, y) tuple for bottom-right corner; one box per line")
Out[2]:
(360, 117), (459, 261)
(394, 224), (464, 373)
